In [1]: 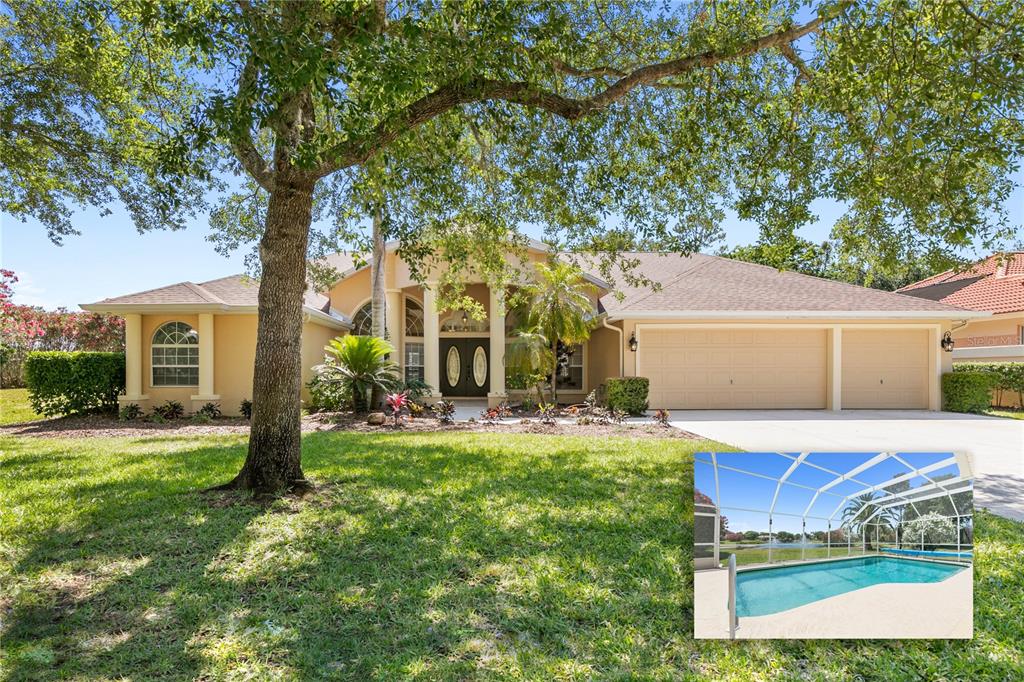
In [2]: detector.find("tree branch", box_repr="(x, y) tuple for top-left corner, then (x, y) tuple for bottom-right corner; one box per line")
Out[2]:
(315, 11), (830, 177)
(230, 55), (275, 191)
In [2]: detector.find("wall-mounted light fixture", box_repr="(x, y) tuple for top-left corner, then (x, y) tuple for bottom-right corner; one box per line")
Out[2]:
(628, 332), (638, 352)
(941, 331), (955, 353)
(461, 311), (468, 325)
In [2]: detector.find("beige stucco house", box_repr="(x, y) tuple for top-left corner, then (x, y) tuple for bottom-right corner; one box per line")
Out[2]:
(82, 244), (988, 415)
(899, 252), (1024, 365)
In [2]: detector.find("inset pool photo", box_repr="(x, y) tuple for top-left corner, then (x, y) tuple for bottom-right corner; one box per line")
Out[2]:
(693, 452), (974, 639)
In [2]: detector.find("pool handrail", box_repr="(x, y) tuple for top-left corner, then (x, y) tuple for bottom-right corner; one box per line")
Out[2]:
(728, 554), (737, 640)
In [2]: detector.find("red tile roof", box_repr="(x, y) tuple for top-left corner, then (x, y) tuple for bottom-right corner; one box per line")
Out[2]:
(898, 253), (1024, 314)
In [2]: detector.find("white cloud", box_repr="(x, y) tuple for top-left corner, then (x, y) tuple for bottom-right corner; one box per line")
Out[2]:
(11, 271), (63, 310)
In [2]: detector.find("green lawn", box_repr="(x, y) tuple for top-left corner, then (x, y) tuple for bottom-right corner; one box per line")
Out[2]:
(986, 408), (1024, 420)
(0, 431), (721, 681)
(0, 389), (42, 425)
(2, 432), (1022, 681)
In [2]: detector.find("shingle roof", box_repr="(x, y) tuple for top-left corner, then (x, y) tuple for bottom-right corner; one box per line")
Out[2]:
(594, 252), (981, 316)
(897, 253), (1024, 314)
(86, 274), (341, 319)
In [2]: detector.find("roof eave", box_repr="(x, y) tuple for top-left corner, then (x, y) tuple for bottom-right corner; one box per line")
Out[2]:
(606, 310), (993, 320)
(79, 302), (353, 330)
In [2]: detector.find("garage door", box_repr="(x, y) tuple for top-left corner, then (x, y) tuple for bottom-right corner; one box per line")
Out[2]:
(638, 328), (827, 409)
(841, 329), (929, 409)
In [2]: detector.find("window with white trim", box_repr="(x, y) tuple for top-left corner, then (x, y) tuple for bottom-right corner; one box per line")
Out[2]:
(405, 299), (424, 336)
(556, 342), (583, 391)
(404, 342), (425, 383)
(152, 321), (199, 386)
(352, 303), (373, 336)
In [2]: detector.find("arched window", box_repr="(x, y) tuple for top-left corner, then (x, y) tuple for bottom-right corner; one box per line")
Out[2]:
(152, 321), (198, 386)
(405, 298), (424, 337)
(352, 302), (373, 336)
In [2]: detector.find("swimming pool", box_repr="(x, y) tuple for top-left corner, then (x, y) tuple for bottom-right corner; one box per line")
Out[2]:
(736, 556), (967, 617)
(882, 548), (973, 560)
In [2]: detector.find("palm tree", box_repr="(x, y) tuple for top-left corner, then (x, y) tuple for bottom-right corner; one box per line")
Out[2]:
(841, 493), (898, 548)
(520, 260), (595, 404)
(316, 335), (402, 412)
(505, 327), (553, 406)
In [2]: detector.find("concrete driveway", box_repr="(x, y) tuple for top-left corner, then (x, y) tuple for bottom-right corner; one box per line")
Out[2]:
(671, 410), (1024, 521)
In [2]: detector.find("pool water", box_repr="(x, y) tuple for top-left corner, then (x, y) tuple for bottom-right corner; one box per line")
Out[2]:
(736, 556), (967, 617)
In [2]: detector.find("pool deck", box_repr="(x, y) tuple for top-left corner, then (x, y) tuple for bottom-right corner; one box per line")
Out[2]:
(694, 563), (973, 639)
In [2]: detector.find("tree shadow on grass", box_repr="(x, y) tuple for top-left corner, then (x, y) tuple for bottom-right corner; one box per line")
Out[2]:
(1, 440), (263, 681)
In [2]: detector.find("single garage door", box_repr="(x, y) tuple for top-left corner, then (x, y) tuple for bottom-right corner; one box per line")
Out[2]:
(638, 328), (827, 409)
(841, 329), (929, 409)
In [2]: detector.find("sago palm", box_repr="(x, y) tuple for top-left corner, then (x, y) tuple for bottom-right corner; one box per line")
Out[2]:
(316, 335), (401, 412)
(522, 261), (595, 403)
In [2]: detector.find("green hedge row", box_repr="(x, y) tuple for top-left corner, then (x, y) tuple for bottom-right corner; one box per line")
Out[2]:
(605, 377), (649, 415)
(24, 351), (125, 416)
(954, 362), (1023, 407)
(942, 371), (996, 413)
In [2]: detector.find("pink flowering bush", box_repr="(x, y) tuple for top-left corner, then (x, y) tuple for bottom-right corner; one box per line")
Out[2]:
(1, 269), (124, 387)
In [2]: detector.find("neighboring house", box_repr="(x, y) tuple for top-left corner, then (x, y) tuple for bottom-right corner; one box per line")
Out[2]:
(82, 243), (986, 415)
(899, 252), (1024, 364)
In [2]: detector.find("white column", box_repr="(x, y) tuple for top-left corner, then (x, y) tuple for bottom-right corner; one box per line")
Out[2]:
(830, 327), (842, 411)
(422, 284), (442, 397)
(385, 289), (402, 346)
(191, 313), (219, 402)
(487, 286), (506, 405)
(123, 314), (144, 399)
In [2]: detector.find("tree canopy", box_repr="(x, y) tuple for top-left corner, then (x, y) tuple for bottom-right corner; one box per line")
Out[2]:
(4, 0), (1023, 493)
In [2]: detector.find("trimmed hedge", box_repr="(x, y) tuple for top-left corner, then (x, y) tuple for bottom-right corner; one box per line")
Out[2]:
(942, 370), (996, 413)
(24, 351), (125, 416)
(954, 362), (1023, 407)
(606, 377), (650, 415)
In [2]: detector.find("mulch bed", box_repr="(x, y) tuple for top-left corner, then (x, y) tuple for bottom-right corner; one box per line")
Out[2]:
(1, 411), (699, 440)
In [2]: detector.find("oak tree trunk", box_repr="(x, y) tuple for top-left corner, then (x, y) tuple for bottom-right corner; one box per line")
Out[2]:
(221, 179), (314, 495)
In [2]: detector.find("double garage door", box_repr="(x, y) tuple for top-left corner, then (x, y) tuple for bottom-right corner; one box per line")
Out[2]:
(638, 327), (929, 410)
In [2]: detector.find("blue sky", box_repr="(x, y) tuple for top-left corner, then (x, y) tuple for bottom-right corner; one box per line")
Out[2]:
(2, 171), (1021, 310)
(694, 452), (963, 534)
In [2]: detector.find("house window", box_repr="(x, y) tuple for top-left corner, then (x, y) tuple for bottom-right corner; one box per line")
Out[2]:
(556, 342), (583, 391)
(405, 342), (425, 383)
(352, 303), (373, 336)
(405, 299), (424, 336)
(151, 321), (198, 386)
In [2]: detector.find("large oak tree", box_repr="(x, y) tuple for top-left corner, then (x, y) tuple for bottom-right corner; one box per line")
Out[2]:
(3, 0), (1022, 494)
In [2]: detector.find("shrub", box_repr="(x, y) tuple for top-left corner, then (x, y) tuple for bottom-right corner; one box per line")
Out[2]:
(401, 378), (432, 403)
(314, 335), (401, 412)
(652, 408), (671, 426)
(239, 399), (253, 420)
(537, 402), (558, 425)
(955, 362), (1024, 407)
(942, 371), (996, 413)
(432, 400), (456, 424)
(197, 402), (221, 419)
(307, 373), (350, 412)
(605, 377), (649, 415)
(147, 412), (166, 424)
(23, 351), (125, 416)
(119, 403), (143, 421)
(152, 400), (185, 420)
(385, 391), (410, 426)
(190, 412), (213, 424)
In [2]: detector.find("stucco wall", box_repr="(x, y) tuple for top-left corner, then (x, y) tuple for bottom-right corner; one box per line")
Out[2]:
(213, 315), (257, 415)
(329, 267), (372, 318)
(139, 313), (343, 416)
(954, 314), (1023, 347)
(587, 324), (623, 390)
(301, 320), (341, 406)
